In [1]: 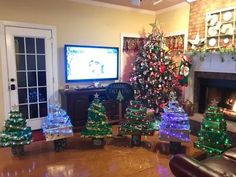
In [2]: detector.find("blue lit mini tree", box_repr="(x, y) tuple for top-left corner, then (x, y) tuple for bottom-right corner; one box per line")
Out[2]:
(42, 104), (73, 151)
(195, 105), (231, 155)
(159, 92), (190, 143)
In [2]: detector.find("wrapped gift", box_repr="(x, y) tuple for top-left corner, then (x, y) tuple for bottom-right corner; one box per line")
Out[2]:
(42, 104), (73, 141)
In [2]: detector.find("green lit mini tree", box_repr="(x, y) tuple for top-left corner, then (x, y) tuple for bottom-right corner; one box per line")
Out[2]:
(195, 105), (231, 155)
(0, 109), (32, 155)
(81, 94), (112, 146)
(120, 100), (156, 145)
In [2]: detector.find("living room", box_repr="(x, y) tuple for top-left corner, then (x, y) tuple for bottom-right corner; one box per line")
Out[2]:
(0, 0), (236, 176)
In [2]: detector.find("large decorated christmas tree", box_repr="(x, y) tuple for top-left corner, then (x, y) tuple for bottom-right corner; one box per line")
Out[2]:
(159, 92), (190, 143)
(81, 94), (112, 141)
(195, 105), (231, 155)
(129, 19), (181, 114)
(120, 100), (155, 136)
(0, 109), (32, 155)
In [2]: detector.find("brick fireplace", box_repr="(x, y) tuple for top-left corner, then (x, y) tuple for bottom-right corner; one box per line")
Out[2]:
(185, 54), (236, 114)
(194, 71), (236, 115)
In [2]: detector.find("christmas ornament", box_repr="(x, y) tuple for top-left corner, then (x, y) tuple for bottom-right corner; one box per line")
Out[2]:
(159, 65), (166, 74)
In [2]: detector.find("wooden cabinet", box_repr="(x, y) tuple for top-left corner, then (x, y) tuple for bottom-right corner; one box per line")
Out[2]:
(60, 88), (126, 128)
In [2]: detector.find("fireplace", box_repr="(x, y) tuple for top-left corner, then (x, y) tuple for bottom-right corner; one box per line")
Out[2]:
(194, 71), (236, 121)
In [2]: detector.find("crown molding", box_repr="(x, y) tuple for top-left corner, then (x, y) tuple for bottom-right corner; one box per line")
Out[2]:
(156, 2), (189, 14)
(68, 0), (156, 15)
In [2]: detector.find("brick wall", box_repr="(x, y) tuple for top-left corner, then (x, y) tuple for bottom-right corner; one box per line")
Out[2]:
(188, 0), (236, 40)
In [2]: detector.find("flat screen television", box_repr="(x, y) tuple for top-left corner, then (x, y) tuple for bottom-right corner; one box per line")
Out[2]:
(65, 45), (119, 82)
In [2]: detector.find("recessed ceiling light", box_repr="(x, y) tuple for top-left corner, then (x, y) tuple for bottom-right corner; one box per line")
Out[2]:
(186, 0), (196, 3)
(153, 0), (163, 5)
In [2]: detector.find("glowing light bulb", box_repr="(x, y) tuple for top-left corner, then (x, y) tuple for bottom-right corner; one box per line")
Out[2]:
(232, 102), (236, 112)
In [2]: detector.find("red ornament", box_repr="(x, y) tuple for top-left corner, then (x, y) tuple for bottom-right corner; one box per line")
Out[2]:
(160, 65), (166, 74)
(176, 75), (181, 80)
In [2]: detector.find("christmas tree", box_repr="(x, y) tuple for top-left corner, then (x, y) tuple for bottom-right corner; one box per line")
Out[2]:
(120, 100), (155, 136)
(42, 104), (73, 151)
(81, 94), (112, 139)
(129, 19), (181, 114)
(0, 109), (32, 155)
(159, 92), (190, 142)
(195, 105), (231, 155)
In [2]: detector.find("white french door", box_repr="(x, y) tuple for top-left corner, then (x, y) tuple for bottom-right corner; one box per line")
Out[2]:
(4, 26), (55, 130)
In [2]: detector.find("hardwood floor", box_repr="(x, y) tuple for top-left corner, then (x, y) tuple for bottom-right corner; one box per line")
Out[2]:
(0, 127), (202, 177)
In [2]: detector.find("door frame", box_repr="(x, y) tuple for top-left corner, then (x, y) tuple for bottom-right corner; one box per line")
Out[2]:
(0, 21), (58, 121)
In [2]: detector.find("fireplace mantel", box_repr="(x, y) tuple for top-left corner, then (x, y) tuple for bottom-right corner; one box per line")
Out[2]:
(185, 54), (236, 102)
(193, 53), (236, 73)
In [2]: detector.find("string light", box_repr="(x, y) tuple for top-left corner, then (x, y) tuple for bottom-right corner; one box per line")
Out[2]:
(159, 97), (190, 142)
(0, 110), (32, 147)
(120, 100), (156, 135)
(42, 104), (73, 141)
(195, 106), (231, 155)
(81, 97), (112, 139)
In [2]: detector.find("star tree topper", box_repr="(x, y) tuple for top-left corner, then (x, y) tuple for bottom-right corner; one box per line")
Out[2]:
(94, 93), (99, 99)
(150, 16), (161, 34)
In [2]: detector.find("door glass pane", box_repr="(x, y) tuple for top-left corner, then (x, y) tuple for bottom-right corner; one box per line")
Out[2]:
(17, 72), (26, 87)
(16, 54), (26, 70)
(39, 87), (47, 102)
(29, 88), (38, 103)
(30, 104), (38, 118)
(39, 103), (47, 117)
(37, 55), (46, 70)
(15, 37), (25, 53)
(28, 72), (37, 86)
(27, 55), (36, 70)
(14, 36), (48, 121)
(18, 88), (28, 104)
(19, 105), (28, 119)
(36, 38), (45, 54)
(26, 38), (35, 53)
(38, 71), (46, 86)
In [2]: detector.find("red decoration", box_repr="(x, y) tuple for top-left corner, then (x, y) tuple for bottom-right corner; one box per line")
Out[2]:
(160, 65), (166, 73)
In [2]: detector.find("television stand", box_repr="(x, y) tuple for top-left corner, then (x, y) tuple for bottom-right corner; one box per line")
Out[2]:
(60, 88), (126, 131)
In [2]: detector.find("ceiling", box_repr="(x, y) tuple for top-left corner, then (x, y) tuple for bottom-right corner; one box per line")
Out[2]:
(90, 0), (186, 11)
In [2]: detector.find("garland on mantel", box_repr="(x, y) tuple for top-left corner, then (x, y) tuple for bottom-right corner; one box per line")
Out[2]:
(185, 45), (236, 62)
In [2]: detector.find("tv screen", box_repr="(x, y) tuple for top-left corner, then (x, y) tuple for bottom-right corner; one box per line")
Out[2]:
(65, 45), (119, 82)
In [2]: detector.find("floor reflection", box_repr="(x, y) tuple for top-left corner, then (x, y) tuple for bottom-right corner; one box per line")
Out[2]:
(0, 131), (200, 177)
(46, 164), (75, 177)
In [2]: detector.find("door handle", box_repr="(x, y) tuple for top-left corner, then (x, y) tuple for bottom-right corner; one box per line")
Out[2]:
(10, 84), (16, 90)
